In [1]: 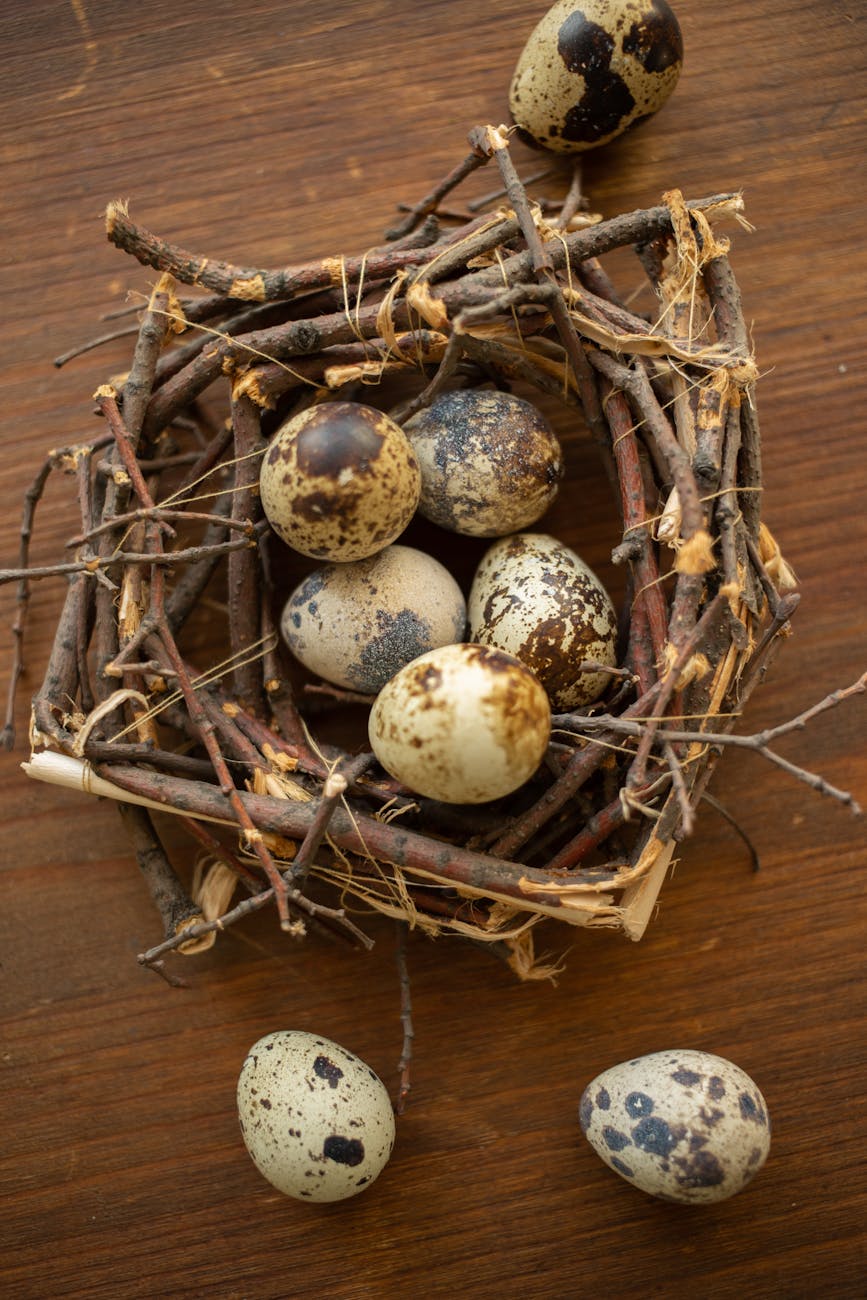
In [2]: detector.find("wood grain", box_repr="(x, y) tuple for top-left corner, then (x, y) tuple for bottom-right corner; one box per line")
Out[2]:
(1, 2), (865, 1296)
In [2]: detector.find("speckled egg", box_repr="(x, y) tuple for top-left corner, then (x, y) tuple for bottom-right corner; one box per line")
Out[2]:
(404, 389), (563, 536)
(281, 545), (467, 693)
(468, 533), (618, 710)
(368, 642), (551, 803)
(259, 401), (421, 561)
(237, 1030), (396, 1202)
(579, 1050), (771, 1204)
(509, 0), (683, 154)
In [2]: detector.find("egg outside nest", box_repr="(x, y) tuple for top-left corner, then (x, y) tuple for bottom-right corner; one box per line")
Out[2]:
(237, 1030), (396, 1203)
(579, 1049), (772, 1204)
(509, 0), (684, 154)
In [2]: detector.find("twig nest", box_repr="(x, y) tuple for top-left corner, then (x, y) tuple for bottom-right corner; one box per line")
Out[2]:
(281, 545), (467, 693)
(237, 1030), (395, 1202)
(468, 533), (618, 709)
(368, 642), (551, 803)
(579, 1050), (771, 1204)
(259, 401), (421, 561)
(509, 0), (683, 154)
(403, 389), (563, 536)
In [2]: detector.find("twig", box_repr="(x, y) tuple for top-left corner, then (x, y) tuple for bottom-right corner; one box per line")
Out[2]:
(542, 795), (631, 874)
(604, 383), (668, 690)
(291, 771), (349, 886)
(2, 438), (109, 747)
(395, 922), (414, 1115)
(118, 802), (204, 939)
(626, 591), (730, 789)
(385, 148), (490, 240)
(106, 201), (461, 301)
(227, 389), (266, 717)
(697, 792), (761, 872)
(470, 124), (616, 489)
(554, 671), (867, 815)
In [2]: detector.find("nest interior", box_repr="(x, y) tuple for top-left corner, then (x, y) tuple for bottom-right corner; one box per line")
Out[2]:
(13, 128), (801, 980)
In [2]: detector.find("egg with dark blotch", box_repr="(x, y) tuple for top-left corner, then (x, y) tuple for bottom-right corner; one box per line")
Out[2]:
(579, 1050), (772, 1204)
(404, 389), (563, 537)
(281, 545), (467, 694)
(259, 401), (421, 562)
(468, 533), (617, 710)
(368, 642), (551, 804)
(509, 0), (683, 154)
(237, 1030), (396, 1202)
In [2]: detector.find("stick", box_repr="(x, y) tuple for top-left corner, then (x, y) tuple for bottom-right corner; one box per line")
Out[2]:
(395, 922), (414, 1115)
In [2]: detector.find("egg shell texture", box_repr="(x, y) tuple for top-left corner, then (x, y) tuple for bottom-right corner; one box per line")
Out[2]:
(237, 1030), (396, 1202)
(281, 545), (467, 693)
(468, 533), (617, 710)
(259, 401), (421, 561)
(579, 1050), (771, 1204)
(509, 0), (683, 154)
(368, 642), (551, 804)
(404, 389), (563, 536)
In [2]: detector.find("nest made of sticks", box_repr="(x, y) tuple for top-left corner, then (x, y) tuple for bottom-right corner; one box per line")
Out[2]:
(12, 124), (847, 984)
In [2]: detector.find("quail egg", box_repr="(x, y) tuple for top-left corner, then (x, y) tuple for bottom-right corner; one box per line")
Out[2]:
(368, 642), (551, 803)
(579, 1049), (772, 1204)
(237, 1030), (396, 1202)
(259, 401), (421, 561)
(468, 532), (618, 710)
(509, 0), (683, 154)
(404, 389), (563, 536)
(281, 544), (467, 693)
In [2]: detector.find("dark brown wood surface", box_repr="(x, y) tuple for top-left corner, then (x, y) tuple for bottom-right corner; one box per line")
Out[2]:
(2, 2), (865, 1296)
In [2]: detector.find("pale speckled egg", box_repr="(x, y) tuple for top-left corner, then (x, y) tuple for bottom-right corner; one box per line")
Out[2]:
(468, 533), (618, 710)
(281, 545), (467, 694)
(579, 1049), (771, 1204)
(404, 389), (563, 536)
(237, 1030), (396, 1202)
(259, 401), (421, 561)
(509, 0), (683, 154)
(368, 642), (551, 804)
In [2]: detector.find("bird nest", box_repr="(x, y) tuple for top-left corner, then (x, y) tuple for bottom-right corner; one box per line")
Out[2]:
(11, 125), (852, 986)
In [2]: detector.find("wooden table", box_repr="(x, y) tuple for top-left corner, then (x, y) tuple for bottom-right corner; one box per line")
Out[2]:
(2, 3), (865, 1295)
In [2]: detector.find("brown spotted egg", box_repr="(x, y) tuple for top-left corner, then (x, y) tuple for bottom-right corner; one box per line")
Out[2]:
(468, 533), (618, 710)
(404, 389), (563, 536)
(237, 1030), (395, 1202)
(368, 642), (551, 804)
(281, 545), (467, 694)
(259, 401), (421, 561)
(509, 0), (683, 154)
(579, 1050), (772, 1204)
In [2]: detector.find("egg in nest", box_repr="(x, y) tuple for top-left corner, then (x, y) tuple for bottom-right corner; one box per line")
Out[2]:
(403, 389), (563, 536)
(259, 401), (421, 562)
(468, 532), (618, 710)
(509, 0), (683, 154)
(368, 642), (551, 804)
(281, 545), (467, 694)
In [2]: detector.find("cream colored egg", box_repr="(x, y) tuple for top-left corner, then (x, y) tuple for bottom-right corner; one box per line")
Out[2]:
(259, 401), (421, 561)
(468, 533), (617, 710)
(404, 389), (563, 536)
(368, 642), (551, 804)
(281, 545), (467, 693)
(579, 1050), (772, 1204)
(509, 0), (683, 154)
(237, 1030), (396, 1202)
